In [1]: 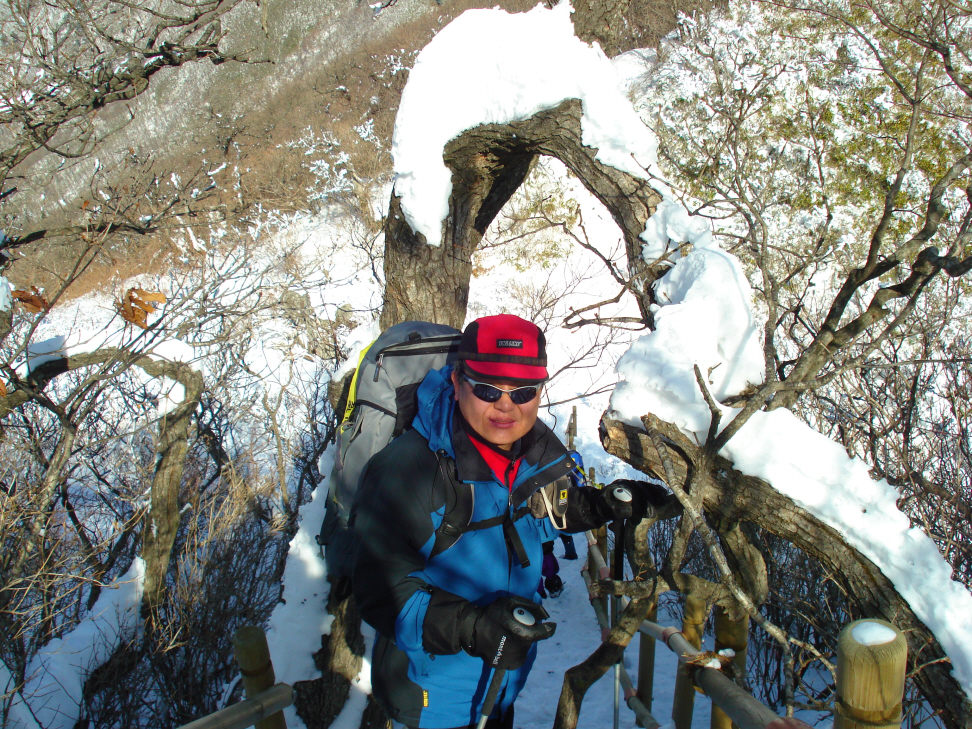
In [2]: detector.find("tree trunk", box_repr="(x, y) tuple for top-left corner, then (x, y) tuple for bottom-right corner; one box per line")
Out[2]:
(293, 578), (388, 729)
(380, 150), (533, 329)
(138, 359), (204, 614)
(380, 99), (665, 329)
(600, 413), (972, 729)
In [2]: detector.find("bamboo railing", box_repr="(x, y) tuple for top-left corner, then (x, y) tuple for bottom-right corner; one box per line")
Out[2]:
(581, 531), (909, 729)
(177, 626), (293, 729)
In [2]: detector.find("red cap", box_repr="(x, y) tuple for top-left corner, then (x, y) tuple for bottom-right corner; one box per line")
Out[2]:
(459, 314), (548, 383)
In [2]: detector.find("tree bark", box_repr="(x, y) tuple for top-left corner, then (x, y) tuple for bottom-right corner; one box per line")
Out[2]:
(293, 578), (388, 729)
(380, 147), (534, 329)
(135, 358), (204, 614)
(600, 413), (972, 729)
(553, 596), (655, 729)
(380, 99), (665, 329)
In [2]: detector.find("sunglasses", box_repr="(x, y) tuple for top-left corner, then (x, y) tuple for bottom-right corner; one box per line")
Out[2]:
(462, 375), (542, 405)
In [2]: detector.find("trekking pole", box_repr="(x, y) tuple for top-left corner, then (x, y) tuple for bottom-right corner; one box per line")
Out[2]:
(476, 606), (540, 729)
(612, 516), (625, 729)
(608, 485), (632, 729)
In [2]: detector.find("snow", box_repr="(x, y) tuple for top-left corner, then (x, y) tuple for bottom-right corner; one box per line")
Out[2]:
(640, 199), (714, 260)
(613, 244), (764, 416)
(13, 560), (145, 729)
(157, 377), (186, 416)
(391, 2), (659, 247)
(149, 337), (200, 368)
(851, 622), (898, 647)
(26, 336), (67, 372)
(0, 276), (11, 312)
(266, 449), (334, 729)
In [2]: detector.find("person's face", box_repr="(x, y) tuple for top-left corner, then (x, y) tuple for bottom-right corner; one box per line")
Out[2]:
(451, 369), (542, 450)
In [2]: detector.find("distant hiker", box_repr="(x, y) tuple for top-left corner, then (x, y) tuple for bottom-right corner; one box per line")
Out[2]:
(349, 314), (668, 729)
(560, 532), (578, 560)
(537, 540), (563, 599)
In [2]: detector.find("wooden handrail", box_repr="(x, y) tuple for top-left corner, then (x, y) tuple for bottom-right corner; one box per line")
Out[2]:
(177, 683), (294, 729)
(639, 620), (813, 729)
(581, 538), (814, 729)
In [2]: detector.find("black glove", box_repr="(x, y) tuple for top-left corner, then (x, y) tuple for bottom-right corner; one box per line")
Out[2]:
(459, 595), (556, 670)
(594, 479), (670, 523)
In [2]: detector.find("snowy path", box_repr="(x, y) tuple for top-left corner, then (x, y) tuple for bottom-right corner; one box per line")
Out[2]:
(519, 537), (709, 729)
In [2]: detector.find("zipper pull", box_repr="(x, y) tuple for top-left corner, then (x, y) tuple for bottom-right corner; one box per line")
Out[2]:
(373, 353), (384, 382)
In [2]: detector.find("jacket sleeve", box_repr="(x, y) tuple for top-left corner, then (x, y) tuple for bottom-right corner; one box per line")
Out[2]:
(349, 439), (436, 639)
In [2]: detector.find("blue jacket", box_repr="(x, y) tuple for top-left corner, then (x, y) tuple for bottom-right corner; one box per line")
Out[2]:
(350, 365), (597, 728)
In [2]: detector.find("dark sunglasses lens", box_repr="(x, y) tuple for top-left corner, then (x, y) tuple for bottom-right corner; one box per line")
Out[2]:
(510, 387), (538, 404)
(471, 383), (503, 402)
(468, 378), (538, 404)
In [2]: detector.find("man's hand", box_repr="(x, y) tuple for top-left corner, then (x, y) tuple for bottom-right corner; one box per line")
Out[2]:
(594, 479), (670, 523)
(459, 595), (556, 670)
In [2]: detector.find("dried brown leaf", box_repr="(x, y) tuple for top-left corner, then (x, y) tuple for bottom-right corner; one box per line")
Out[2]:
(117, 288), (162, 328)
(133, 289), (167, 305)
(12, 287), (50, 313)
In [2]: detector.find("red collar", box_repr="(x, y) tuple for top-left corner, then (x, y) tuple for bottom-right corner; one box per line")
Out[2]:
(467, 435), (521, 491)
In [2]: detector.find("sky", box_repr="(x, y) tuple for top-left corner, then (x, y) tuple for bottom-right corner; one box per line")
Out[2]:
(4, 1), (970, 728)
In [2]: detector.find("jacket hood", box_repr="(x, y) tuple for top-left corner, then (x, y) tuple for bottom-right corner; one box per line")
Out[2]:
(412, 364), (457, 456)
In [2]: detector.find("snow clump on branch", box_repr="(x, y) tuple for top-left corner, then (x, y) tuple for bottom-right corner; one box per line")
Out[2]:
(391, 2), (659, 247)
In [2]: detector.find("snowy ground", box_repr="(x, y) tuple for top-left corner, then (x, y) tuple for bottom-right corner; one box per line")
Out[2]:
(519, 549), (708, 729)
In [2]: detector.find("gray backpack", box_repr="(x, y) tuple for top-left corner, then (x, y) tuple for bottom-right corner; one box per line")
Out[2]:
(318, 321), (462, 578)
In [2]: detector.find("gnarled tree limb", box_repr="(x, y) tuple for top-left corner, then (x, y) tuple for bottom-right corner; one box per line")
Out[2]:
(600, 413), (972, 728)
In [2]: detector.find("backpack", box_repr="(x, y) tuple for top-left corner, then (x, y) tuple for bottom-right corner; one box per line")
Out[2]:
(318, 321), (463, 578)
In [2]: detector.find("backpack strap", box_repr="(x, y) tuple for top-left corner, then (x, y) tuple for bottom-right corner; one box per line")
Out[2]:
(428, 451), (532, 567)
(430, 452), (472, 560)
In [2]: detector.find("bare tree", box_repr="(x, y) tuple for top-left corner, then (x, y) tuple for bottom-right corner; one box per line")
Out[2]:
(0, 226), (341, 726)
(0, 0), (265, 276)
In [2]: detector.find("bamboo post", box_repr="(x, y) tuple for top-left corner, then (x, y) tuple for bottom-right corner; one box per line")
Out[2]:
(672, 594), (707, 729)
(232, 626), (288, 729)
(835, 619), (907, 729)
(711, 607), (749, 729)
(636, 599), (658, 723)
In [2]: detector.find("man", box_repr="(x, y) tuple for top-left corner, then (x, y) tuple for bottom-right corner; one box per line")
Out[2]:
(349, 314), (664, 729)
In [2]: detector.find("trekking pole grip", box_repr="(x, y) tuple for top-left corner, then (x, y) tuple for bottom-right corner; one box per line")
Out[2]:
(475, 604), (541, 728)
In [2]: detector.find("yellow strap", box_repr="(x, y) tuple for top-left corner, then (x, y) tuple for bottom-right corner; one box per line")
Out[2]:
(342, 341), (375, 423)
